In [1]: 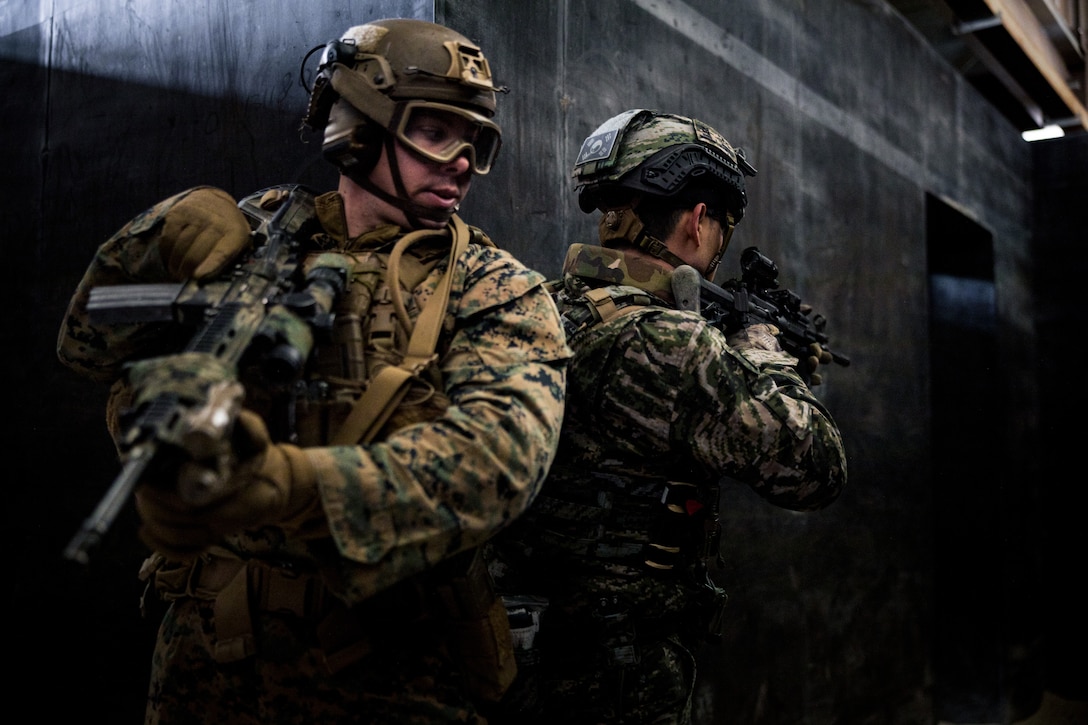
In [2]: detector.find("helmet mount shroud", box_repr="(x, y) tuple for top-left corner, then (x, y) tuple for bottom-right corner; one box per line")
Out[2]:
(300, 18), (504, 228)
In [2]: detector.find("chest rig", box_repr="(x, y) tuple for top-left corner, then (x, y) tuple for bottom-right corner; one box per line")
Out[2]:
(295, 231), (447, 447)
(240, 187), (489, 447)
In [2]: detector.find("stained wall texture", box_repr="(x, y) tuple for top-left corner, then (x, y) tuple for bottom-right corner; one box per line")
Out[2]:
(3, 0), (1084, 723)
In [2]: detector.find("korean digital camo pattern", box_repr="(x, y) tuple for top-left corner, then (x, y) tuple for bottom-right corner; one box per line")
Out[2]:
(487, 243), (846, 724)
(56, 187), (571, 724)
(571, 109), (752, 217)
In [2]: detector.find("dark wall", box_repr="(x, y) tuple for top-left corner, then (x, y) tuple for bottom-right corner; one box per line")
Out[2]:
(1028, 132), (1088, 706)
(4, 0), (1082, 722)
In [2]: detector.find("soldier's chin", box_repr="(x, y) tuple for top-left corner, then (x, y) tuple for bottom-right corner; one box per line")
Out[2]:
(415, 214), (449, 229)
(410, 203), (457, 229)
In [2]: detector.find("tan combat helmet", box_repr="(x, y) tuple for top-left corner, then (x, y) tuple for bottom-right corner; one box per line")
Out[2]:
(301, 18), (504, 224)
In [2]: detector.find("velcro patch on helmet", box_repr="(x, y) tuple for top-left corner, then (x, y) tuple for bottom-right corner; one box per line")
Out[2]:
(692, 119), (734, 157)
(574, 109), (643, 169)
(342, 24), (388, 52)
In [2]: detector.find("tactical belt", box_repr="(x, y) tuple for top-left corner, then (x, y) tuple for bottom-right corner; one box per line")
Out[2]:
(523, 470), (708, 574)
(142, 545), (517, 699)
(143, 547), (427, 673)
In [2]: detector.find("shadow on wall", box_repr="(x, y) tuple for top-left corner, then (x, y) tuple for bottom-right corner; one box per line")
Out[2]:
(5, 59), (335, 718)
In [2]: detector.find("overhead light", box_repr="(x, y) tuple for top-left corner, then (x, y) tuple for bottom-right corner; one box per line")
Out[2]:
(1021, 125), (1065, 142)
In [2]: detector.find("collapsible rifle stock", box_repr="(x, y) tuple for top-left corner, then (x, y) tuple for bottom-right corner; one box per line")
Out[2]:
(672, 246), (850, 375)
(64, 186), (350, 564)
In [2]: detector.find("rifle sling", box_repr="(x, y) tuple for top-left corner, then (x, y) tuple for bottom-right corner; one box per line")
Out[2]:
(330, 214), (471, 446)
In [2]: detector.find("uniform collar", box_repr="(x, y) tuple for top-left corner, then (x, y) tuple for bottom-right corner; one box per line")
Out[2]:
(562, 243), (676, 303)
(313, 190), (405, 251)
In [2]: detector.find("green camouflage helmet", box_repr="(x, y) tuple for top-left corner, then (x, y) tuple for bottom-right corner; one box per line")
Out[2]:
(572, 109), (757, 217)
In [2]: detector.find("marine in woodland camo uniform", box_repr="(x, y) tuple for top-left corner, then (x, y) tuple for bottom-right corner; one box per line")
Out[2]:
(487, 110), (847, 723)
(57, 19), (569, 724)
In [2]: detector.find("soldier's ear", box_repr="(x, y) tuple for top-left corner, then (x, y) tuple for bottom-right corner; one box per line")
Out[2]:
(686, 203), (711, 247)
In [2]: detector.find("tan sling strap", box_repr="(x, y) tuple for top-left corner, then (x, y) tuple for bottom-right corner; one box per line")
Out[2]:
(330, 214), (472, 446)
(583, 285), (651, 325)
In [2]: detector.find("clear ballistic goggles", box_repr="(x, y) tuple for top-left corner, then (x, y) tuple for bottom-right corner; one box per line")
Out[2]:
(393, 100), (502, 175)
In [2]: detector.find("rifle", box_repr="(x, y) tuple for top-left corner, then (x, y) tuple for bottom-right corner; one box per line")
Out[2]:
(63, 186), (351, 564)
(672, 246), (850, 377)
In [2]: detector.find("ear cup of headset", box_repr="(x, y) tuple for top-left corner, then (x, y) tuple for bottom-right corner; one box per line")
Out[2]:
(302, 73), (336, 131)
(321, 100), (384, 176)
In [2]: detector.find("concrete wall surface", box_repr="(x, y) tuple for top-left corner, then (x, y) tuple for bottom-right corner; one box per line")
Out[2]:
(3, 0), (1083, 723)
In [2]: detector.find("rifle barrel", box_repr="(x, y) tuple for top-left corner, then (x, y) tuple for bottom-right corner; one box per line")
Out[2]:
(62, 445), (152, 563)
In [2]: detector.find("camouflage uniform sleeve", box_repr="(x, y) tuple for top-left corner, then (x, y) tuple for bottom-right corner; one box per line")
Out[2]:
(588, 307), (845, 511)
(56, 188), (210, 382)
(700, 333), (847, 511)
(308, 246), (571, 604)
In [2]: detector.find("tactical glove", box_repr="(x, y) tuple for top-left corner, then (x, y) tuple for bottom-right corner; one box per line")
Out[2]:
(800, 342), (834, 386)
(111, 351), (239, 463)
(134, 410), (324, 558)
(726, 323), (783, 353)
(125, 351), (236, 409)
(154, 186), (252, 280)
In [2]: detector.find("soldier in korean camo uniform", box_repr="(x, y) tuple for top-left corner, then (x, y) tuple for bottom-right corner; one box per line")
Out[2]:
(57, 18), (570, 724)
(486, 109), (848, 724)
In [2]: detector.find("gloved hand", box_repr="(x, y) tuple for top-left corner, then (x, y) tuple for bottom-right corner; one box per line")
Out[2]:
(726, 323), (783, 353)
(800, 342), (834, 386)
(124, 351), (236, 409)
(153, 187), (252, 280)
(112, 351), (238, 457)
(134, 409), (324, 558)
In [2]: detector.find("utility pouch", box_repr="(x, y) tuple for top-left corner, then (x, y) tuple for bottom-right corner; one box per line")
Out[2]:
(433, 549), (518, 703)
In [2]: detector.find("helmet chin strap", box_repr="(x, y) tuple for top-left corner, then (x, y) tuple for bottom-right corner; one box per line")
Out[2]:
(598, 203), (738, 281)
(345, 134), (456, 228)
(703, 214), (737, 280)
(597, 204), (688, 270)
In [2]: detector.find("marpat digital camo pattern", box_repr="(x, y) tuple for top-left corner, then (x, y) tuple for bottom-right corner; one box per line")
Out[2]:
(488, 243), (846, 723)
(57, 188), (571, 724)
(57, 187), (220, 382)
